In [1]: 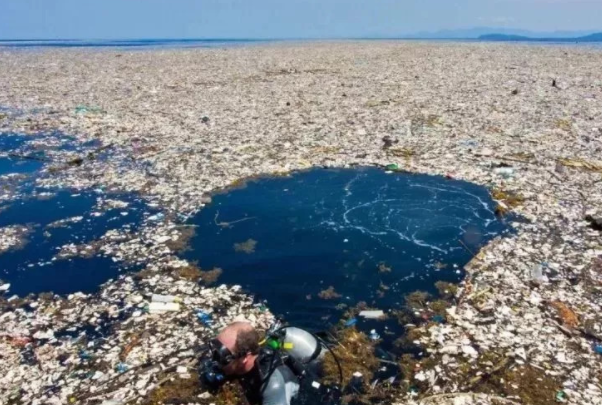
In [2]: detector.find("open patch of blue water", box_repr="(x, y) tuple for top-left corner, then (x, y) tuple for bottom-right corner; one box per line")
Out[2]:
(0, 190), (153, 296)
(184, 167), (511, 334)
(0, 131), (91, 176)
(0, 134), (44, 176)
(0, 157), (42, 176)
(0, 132), (156, 296)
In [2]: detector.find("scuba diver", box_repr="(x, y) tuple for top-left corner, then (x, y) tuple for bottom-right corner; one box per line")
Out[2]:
(199, 321), (342, 405)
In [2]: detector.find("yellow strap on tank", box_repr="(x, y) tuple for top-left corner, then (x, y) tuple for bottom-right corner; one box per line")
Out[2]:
(283, 342), (294, 349)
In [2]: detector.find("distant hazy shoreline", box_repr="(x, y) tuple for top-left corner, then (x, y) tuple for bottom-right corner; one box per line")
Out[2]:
(1, 37), (602, 50)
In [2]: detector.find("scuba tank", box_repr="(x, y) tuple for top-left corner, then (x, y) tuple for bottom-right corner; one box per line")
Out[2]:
(260, 325), (341, 405)
(281, 327), (324, 366)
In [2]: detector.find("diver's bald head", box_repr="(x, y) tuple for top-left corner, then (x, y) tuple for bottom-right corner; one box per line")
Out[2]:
(217, 322), (259, 356)
(216, 322), (260, 375)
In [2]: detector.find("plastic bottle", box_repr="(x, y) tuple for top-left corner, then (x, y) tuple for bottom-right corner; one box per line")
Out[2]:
(196, 311), (213, 326)
(116, 363), (128, 373)
(493, 167), (515, 178)
(530, 264), (545, 286)
(369, 329), (380, 340)
(151, 294), (181, 303)
(148, 302), (180, 313)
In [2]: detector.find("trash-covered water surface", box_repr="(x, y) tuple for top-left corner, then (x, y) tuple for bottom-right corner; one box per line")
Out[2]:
(0, 132), (155, 295)
(185, 167), (512, 337)
(0, 132), (100, 183)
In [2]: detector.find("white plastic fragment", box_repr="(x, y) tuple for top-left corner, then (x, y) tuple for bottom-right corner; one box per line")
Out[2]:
(462, 345), (478, 358)
(148, 302), (180, 313)
(359, 310), (385, 319)
(414, 371), (426, 381)
(151, 294), (181, 303)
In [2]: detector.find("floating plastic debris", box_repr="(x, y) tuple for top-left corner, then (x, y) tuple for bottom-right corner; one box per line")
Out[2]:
(196, 310), (213, 326)
(148, 302), (180, 313)
(359, 310), (385, 319)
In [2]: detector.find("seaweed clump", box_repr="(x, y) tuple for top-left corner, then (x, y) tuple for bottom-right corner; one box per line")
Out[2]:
(199, 267), (223, 285)
(405, 291), (430, 309)
(165, 226), (196, 253)
(213, 382), (248, 405)
(434, 281), (459, 300)
(174, 264), (202, 281)
(318, 286), (342, 300)
(233, 238), (257, 254)
(473, 365), (561, 405)
(322, 327), (379, 386)
(377, 262), (392, 273)
(491, 188), (524, 216)
(144, 372), (203, 405)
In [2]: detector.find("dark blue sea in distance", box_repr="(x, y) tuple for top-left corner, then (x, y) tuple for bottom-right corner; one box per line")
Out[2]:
(1, 38), (601, 50)
(0, 39), (268, 49)
(184, 168), (512, 334)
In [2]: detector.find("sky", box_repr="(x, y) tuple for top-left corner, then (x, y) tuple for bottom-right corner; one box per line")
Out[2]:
(1, 0), (601, 39)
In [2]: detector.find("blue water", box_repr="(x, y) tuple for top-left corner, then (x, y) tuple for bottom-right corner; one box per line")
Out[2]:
(0, 191), (153, 296)
(0, 132), (156, 296)
(0, 132), (100, 199)
(0, 157), (41, 176)
(1, 38), (600, 50)
(184, 167), (511, 333)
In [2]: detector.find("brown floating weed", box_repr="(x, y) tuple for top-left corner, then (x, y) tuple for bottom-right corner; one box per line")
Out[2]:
(491, 188), (525, 216)
(405, 291), (430, 309)
(322, 327), (379, 386)
(557, 157), (602, 173)
(233, 238), (257, 254)
(434, 281), (458, 300)
(165, 226), (196, 253)
(174, 264), (202, 281)
(318, 286), (342, 300)
(550, 300), (580, 328)
(428, 299), (449, 317)
(555, 118), (572, 131)
(144, 372), (202, 405)
(377, 262), (392, 273)
(474, 365), (561, 405)
(387, 147), (415, 158)
(199, 267), (223, 285)
(491, 188), (525, 207)
(213, 382), (248, 405)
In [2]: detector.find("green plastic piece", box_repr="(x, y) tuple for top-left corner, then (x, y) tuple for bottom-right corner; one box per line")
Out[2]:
(556, 391), (567, 402)
(267, 339), (280, 349)
(75, 105), (104, 114)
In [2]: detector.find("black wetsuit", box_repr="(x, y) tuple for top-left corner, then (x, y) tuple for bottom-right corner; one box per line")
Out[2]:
(237, 327), (340, 405)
